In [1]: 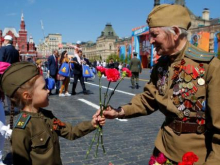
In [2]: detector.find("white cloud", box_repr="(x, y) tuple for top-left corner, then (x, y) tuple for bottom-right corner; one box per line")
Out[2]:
(6, 13), (17, 16)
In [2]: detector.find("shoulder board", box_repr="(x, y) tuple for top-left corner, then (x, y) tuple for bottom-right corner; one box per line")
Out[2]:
(185, 44), (215, 62)
(14, 113), (31, 129)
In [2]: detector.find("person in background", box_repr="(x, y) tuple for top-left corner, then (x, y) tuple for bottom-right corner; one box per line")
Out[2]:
(118, 62), (123, 72)
(114, 59), (119, 70)
(47, 50), (60, 94)
(59, 51), (71, 97)
(83, 55), (90, 82)
(130, 52), (142, 89)
(93, 60), (97, 68)
(108, 58), (115, 68)
(0, 62), (105, 165)
(0, 35), (19, 64)
(0, 35), (20, 114)
(71, 50), (88, 95)
(67, 41), (82, 55)
(35, 59), (43, 75)
(102, 60), (106, 68)
(70, 57), (75, 78)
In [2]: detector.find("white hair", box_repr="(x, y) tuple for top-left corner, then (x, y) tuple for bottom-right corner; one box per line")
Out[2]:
(161, 27), (188, 38)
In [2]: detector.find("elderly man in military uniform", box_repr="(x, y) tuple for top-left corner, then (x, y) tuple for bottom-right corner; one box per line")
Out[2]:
(103, 4), (220, 165)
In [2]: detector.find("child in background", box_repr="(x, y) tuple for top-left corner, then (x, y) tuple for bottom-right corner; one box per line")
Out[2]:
(35, 59), (43, 75)
(0, 62), (105, 165)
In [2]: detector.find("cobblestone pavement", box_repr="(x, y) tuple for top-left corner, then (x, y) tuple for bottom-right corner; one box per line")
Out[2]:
(2, 69), (165, 165)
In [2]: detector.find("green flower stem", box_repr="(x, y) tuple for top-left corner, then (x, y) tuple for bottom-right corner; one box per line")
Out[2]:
(106, 77), (124, 106)
(99, 77), (102, 111)
(85, 128), (99, 159)
(103, 81), (111, 110)
(95, 127), (101, 157)
(100, 127), (106, 154)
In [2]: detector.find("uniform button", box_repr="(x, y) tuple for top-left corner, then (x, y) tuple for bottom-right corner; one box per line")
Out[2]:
(200, 54), (203, 57)
(40, 138), (44, 142)
(50, 129), (53, 132)
(170, 96), (173, 99)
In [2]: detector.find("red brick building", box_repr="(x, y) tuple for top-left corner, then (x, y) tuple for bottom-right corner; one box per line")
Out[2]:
(0, 13), (37, 60)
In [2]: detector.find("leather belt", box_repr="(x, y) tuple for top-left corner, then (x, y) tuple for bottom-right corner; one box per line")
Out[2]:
(166, 118), (206, 134)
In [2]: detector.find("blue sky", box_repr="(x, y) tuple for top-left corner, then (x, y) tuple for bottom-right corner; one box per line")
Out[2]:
(0, 0), (220, 45)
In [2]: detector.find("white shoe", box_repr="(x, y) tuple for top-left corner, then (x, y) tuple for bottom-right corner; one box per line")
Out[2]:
(59, 93), (65, 97)
(65, 92), (71, 96)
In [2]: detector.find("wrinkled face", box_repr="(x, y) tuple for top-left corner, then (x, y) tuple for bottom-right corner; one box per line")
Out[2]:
(32, 76), (49, 108)
(149, 27), (175, 55)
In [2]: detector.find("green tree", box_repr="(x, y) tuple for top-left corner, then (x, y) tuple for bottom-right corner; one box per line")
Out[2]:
(106, 54), (120, 63)
(119, 55), (124, 63)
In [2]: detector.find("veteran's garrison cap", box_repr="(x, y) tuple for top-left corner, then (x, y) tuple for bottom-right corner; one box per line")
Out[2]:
(147, 4), (191, 30)
(1, 61), (39, 97)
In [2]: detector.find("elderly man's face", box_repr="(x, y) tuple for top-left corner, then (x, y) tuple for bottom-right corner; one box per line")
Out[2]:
(149, 27), (175, 55)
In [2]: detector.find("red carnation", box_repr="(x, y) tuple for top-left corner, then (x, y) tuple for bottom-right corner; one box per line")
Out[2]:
(182, 152), (198, 163)
(105, 68), (120, 82)
(156, 153), (167, 164)
(148, 155), (156, 165)
(96, 66), (106, 74)
(178, 162), (194, 165)
(122, 68), (132, 77)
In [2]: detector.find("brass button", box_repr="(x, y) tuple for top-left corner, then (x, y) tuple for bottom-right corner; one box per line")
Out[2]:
(40, 138), (44, 142)
(170, 96), (173, 99)
(50, 129), (53, 132)
(200, 54), (203, 57)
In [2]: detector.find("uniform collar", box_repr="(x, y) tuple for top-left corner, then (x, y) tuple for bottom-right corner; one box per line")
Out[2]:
(168, 41), (189, 64)
(21, 108), (44, 117)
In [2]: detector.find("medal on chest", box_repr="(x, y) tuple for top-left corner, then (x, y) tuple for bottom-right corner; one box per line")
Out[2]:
(171, 59), (207, 123)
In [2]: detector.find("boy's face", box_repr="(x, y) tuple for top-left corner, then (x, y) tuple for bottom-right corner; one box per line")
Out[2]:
(31, 76), (49, 108)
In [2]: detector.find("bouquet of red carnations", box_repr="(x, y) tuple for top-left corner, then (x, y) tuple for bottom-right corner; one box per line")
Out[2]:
(149, 152), (199, 165)
(85, 66), (132, 158)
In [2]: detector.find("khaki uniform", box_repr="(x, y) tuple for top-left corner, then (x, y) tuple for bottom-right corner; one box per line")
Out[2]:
(130, 57), (142, 87)
(122, 42), (220, 164)
(11, 109), (95, 165)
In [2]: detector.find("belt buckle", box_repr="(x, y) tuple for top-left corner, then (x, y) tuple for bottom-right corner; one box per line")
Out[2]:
(197, 125), (206, 134)
(174, 120), (182, 135)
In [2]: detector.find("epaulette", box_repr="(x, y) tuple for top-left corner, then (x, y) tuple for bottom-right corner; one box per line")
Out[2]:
(185, 44), (215, 62)
(14, 113), (31, 129)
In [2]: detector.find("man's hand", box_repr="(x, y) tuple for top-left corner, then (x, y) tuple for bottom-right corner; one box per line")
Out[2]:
(91, 110), (105, 128)
(103, 106), (125, 119)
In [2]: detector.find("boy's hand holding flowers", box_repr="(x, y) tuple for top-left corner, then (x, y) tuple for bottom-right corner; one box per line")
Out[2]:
(91, 110), (105, 128)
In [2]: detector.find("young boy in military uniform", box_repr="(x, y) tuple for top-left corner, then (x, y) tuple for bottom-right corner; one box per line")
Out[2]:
(0, 62), (105, 165)
(103, 4), (220, 165)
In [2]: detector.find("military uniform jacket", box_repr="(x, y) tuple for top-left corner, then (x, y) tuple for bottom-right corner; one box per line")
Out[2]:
(122, 42), (220, 165)
(11, 109), (95, 165)
(129, 57), (142, 73)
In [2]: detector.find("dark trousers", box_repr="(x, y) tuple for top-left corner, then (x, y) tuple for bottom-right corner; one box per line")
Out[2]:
(131, 72), (139, 87)
(72, 74), (86, 93)
(50, 74), (60, 93)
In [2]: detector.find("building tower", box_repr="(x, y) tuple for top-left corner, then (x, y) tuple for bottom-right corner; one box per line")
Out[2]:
(28, 35), (35, 52)
(18, 12), (27, 53)
(175, 0), (185, 6)
(154, 0), (160, 7)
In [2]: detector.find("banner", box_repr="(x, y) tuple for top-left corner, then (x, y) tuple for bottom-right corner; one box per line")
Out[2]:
(214, 32), (220, 57)
(191, 32), (210, 52)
